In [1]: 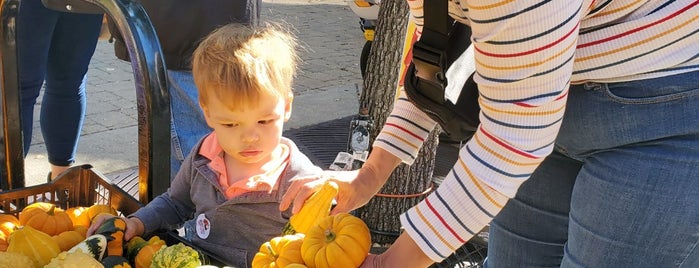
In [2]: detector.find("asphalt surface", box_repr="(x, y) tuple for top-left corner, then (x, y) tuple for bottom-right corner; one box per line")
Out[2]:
(23, 0), (365, 186)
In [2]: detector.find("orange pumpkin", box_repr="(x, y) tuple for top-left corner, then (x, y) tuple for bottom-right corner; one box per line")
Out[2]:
(65, 206), (91, 227)
(86, 204), (118, 224)
(301, 213), (371, 268)
(53, 230), (86, 251)
(19, 204), (73, 236)
(0, 230), (8, 251)
(252, 234), (305, 268)
(22, 201), (56, 211)
(0, 214), (20, 237)
(73, 225), (88, 238)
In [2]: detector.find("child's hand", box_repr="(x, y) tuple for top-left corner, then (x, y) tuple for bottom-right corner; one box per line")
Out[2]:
(86, 214), (145, 241)
(279, 170), (360, 214)
(279, 174), (329, 214)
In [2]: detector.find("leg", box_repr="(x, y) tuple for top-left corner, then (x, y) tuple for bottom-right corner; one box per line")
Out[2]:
(42, 11), (102, 178)
(17, 0), (58, 155)
(485, 149), (582, 268)
(556, 71), (699, 267)
(562, 139), (699, 267)
(168, 70), (211, 180)
(167, 70), (211, 241)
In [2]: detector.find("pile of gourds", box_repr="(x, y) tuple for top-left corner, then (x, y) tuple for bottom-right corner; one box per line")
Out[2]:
(252, 181), (372, 268)
(0, 202), (201, 268)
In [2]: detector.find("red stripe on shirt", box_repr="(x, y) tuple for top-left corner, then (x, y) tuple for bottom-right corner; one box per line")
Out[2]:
(578, 0), (699, 48)
(475, 22), (579, 58)
(386, 122), (425, 141)
(426, 197), (466, 244)
(480, 126), (539, 159)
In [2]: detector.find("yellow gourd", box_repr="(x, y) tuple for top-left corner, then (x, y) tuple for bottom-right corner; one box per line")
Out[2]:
(7, 225), (62, 267)
(0, 251), (34, 268)
(45, 249), (104, 268)
(282, 181), (339, 235)
(301, 213), (371, 268)
(252, 234), (305, 268)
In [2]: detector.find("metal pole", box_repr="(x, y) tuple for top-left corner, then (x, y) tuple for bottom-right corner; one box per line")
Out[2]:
(0, 0), (25, 190)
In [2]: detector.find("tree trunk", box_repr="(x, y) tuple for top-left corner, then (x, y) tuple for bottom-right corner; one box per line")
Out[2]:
(354, 0), (441, 245)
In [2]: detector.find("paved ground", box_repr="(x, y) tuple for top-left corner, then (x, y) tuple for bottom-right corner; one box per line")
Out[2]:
(23, 0), (365, 186)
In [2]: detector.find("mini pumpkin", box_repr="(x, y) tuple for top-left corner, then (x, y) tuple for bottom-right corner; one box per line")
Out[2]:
(0, 214), (20, 237)
(65, 206), (91, 227)
(53, 229), (86, 251)
(134, 236), (166, 268)
(301, 213), (371, 268)
(252, 233), (305, 268)
(0, 230), (9, 251)
(86, 204), (118, 224)
(19, 203), (73, 236)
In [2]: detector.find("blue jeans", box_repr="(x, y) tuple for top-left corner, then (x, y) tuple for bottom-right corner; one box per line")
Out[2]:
(18, 0), (102, 166)
(167, 70), (211, 241)
(168, 70), (211, 179)
(485, 71), (699, 267)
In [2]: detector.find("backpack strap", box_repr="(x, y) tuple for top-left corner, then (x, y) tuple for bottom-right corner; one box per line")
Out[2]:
(411, 0), (451, 88)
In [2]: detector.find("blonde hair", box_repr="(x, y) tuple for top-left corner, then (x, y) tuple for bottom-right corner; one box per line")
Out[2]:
(192, 23), (299, 110)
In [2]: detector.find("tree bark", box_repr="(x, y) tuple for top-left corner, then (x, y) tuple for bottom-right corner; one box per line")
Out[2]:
(354, 0), (441, 245)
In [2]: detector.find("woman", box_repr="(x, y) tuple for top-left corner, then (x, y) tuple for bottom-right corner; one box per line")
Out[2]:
(282, 0), (699, 267)
(18, 0), (103, 180)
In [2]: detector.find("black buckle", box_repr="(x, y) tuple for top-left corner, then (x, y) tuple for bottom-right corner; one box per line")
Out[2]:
(411, 32), (448, 88)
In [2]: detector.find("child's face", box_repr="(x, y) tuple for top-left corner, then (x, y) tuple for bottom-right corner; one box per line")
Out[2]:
(202, 92), (292, 166)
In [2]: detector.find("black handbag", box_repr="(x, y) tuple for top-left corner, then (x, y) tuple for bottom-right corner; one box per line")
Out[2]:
(41, 0), (104, 14)
(403, 0), (479, 142)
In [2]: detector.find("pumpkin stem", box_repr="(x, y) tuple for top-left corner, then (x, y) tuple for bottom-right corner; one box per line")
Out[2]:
(324, 229), (336, 243)
(266, 243), (278, 259)
(48, 205), (56, 216)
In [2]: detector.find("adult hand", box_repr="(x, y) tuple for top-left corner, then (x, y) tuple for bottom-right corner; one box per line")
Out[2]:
(280, 147), (402, 214)
(330, 147), (402, 215)
(360, 232), (434, 268)
(86, 214), (145, 241)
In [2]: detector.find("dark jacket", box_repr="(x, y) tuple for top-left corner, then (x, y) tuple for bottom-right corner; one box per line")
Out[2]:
(132, 137), (322, 267)
(109, 0), (260, 70)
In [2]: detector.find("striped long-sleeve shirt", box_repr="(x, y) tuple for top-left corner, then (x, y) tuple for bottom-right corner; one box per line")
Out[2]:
(375, 0), (699, 262)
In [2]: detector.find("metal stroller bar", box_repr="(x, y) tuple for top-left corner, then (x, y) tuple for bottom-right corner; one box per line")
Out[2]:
(0, 0), (170, 204)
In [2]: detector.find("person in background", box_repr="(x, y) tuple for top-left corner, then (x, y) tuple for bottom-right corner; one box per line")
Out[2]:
(107, 0), (261, 180)
(18, 0), (103, 181)
(90, 23), (323, 268)
(282, 0), (699, 267)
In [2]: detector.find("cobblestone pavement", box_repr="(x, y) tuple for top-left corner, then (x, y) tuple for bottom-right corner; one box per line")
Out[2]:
(23, 0), (365, 185)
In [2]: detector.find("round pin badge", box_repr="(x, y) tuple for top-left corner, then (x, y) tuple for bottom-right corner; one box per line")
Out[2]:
(195, 213), (211, 239)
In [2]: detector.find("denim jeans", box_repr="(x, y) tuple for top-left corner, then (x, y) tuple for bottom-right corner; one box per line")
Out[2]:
(18, 0), (102, 166)
(167, 70), (212, 241)
(167, 70), (212, 180)
(485, 71), (699, 268)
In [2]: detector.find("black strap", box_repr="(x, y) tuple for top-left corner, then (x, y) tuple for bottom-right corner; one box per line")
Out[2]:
(411, 0), (450, 71)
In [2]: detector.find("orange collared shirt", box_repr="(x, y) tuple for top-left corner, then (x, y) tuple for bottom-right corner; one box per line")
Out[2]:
(199, 133), (290, 199)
